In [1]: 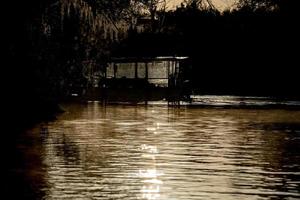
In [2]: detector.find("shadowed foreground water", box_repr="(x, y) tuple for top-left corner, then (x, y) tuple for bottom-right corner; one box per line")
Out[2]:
(12, 103), (300, 199)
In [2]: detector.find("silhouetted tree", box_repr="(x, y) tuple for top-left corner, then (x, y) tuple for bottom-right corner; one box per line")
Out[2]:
(129, 0), (167, 32)
(237, 0), (300, 14)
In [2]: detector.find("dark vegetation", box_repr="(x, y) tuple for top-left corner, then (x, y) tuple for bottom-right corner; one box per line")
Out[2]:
(116, 0), (299, 97)
(4, 0), (300, 125)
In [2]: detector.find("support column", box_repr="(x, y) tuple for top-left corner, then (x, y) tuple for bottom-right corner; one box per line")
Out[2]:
(145, 62), (148, 80)
(167, 61), (170, 88)
(113, 63), (117, 78)
(135, 62), (138, 79)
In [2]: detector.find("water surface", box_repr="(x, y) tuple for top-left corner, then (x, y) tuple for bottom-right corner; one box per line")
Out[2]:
(16, 102), (300, 199)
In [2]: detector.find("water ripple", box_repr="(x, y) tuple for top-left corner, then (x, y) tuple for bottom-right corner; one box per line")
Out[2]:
(26, 103), (300, 199)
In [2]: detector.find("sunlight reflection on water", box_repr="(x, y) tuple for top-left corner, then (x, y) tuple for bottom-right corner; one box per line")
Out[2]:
(23, 101), (300, 199)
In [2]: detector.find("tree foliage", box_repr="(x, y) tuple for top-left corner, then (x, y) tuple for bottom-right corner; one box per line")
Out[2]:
(237, 0), (300, 14)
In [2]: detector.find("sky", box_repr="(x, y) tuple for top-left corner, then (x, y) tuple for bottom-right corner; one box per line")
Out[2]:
(167, 0), (236, 10)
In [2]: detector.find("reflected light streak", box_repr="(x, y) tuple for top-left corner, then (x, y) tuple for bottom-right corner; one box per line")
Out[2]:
(142, 185), (160, 200)
(146, 127), (157, 131)
(142, 179), (163, 184)
(140, 144), (158, 153)
(138, 169), (164, 178)
(139, 143), (163, 200)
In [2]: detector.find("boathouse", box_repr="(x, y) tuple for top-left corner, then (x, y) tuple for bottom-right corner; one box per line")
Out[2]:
(103, 56), (189, 88)
(87, 56), (191, 102)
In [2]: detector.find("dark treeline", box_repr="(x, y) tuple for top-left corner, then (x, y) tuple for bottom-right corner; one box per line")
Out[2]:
(114, 0), (300, 97)
(4, 0), (130, 127)
(4, 0), (56, 128)
(4, 0), (300, 124)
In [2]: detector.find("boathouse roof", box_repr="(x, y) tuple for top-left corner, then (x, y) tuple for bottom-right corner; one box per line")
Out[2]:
(109, 56), (189, 63)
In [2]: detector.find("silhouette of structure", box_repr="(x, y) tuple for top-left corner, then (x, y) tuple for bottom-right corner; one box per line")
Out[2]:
(92, 56), (191, 103)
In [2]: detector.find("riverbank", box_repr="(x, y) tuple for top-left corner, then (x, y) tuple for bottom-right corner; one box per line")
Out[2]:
(6, 99), (64, 132)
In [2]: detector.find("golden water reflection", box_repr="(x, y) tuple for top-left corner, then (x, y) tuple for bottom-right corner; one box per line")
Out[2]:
(139, 144), (162, 200)
(25, 103), (300, 199)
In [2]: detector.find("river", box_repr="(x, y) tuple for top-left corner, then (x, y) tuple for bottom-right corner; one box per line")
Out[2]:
(7, 99), (300, 199)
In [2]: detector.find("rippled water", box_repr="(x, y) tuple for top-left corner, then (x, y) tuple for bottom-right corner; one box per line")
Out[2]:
(17, 102), (300, 199)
